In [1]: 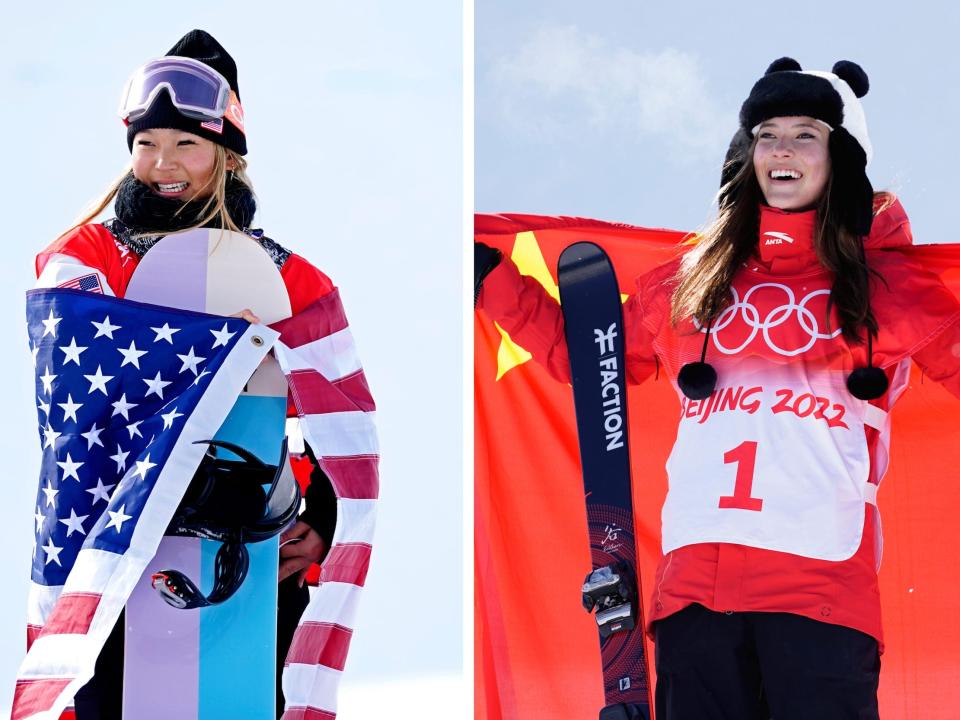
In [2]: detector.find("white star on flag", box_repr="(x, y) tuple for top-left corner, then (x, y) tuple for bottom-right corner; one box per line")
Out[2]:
(58, 337), (88, 366)
(111, 394), (138, 420)
(59, 509), (89, 537)
(133, 454), (158, 481)
(57, 394), (83, 423)
(41, 481), (58, 508)
(86, 478), (115, 505)
(161, 407), (185, 430)
(39, 366), (57, 396)
(193, 369), (212, 387)
(31, 343), (39, 367)
(56, 453), (83, 483)
(91, 315), (121, 339)
(41, 538), (63, 566)
(22, 285), (328, 720)
(106, 505), (133, 532)
(84, 365), (114, 395)
(41, 309), (62, 338)
(143, 371), (172, 400)
(109, 445), (130, 473)
(81, 423), (105, 450)
(34, 507), (44, 533)
(42, 424), (62, 451)
(211, 323), (237, 348)
(177, 346), (205, 375)
(117, 340), (148, 369)
(151, 323), (180, 344)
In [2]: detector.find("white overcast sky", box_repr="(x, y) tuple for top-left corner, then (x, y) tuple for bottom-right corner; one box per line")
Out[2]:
(1, 1), (462, 717)
(477, 0), (960, 247)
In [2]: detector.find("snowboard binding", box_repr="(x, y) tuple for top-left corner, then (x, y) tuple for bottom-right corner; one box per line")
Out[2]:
(151, 539), (249, 610)
(582, 561), (637, 638)
(152, 437), (301, 609)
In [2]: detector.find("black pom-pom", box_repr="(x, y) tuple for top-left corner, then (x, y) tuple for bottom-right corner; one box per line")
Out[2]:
(846, 366), (889, 400)
(766, 57), (802, 74)
(832, 60), (869, 98)
(678, 362), (718, 400)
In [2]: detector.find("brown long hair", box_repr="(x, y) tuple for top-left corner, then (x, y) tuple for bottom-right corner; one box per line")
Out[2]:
(670, 136), (879, 344)
(58, 145), (254, 241)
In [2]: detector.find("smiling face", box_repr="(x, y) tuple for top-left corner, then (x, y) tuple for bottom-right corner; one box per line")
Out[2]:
(752, 116), (831, 211)
(131, 128), (223, 200)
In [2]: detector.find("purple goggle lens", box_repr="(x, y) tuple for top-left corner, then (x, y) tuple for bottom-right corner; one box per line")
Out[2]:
(119, 56), (230, 122)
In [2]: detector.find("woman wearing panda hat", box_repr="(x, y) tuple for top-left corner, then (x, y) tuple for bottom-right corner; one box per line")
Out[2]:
(475, 58), (960, 719)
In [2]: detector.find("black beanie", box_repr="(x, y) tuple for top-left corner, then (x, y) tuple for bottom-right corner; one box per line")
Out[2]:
(125, 29), (247, 156)
(721, 58), (874, 236)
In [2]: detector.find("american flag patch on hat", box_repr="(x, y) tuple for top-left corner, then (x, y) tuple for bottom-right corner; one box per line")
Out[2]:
(200, 117), (224, 134)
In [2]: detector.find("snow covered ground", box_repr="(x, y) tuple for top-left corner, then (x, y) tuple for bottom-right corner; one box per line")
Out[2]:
(338, 674), (468, 719)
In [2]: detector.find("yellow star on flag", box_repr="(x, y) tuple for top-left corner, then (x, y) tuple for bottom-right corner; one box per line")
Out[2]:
(495, 232), (557, 380)
(495, 232), (628, 380)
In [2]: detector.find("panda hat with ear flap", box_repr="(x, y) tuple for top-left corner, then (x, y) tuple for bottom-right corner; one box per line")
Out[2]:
(722, 57), (875, 237)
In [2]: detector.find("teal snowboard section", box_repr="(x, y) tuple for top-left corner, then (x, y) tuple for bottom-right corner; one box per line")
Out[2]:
(198, 395), (285, 718)
(123, 229), (292, 719)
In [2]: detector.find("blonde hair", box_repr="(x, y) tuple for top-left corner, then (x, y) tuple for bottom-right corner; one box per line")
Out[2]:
(60, 145), (254, 241)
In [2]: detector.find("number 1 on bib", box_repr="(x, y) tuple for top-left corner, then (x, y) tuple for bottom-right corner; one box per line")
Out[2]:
(720, 440), (763, 511)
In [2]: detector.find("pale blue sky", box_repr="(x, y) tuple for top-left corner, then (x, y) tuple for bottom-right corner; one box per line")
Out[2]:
(477, 0), (960, 246)
(12, 1), (960, 716)
(2, 1), (462, 716)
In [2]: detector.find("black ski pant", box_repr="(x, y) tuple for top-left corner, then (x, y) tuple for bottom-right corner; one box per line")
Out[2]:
(654, 603), (880, 720)
(74, 575), (311, 720)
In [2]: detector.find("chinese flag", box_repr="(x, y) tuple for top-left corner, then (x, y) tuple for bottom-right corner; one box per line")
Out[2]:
(474, 213), (960, 720)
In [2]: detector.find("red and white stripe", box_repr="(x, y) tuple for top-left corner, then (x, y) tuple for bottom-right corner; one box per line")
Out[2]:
(14, 322), (277, 720)
(272, 290), (379, 720)
(16, 290), (376, 720)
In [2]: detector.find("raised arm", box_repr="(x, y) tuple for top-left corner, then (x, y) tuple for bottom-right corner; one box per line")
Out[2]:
(475, 243), (660, 386)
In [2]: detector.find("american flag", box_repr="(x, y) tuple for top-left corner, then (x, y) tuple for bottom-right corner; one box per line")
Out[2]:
(15, 288), (275, 719)
(15, 287), (379, 720)
(55, 274), (103, 294)
(271, 290), (379, 720)
(199, 117), (224, 134)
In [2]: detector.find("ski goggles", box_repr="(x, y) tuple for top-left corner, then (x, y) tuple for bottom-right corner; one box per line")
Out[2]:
(118, 56), (245, 132)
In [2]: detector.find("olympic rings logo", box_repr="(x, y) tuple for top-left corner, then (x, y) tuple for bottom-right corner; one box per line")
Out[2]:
(694, 283), (842, 357)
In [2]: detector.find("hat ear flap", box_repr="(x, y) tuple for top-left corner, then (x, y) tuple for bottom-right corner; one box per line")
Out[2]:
(719, 128), (752, 207)
(829, 127), (874, 237)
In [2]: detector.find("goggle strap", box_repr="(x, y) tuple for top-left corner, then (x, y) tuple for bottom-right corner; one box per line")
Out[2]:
(224, 90), (246, 135)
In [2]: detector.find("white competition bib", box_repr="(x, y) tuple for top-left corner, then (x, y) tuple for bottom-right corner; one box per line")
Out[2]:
(662, 364), (872, 561)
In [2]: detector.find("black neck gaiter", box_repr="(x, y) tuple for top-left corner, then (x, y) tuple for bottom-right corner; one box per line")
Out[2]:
(112, 173), (257, 255)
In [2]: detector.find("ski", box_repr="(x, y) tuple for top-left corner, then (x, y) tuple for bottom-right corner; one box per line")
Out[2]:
(558, 241), (653, 720)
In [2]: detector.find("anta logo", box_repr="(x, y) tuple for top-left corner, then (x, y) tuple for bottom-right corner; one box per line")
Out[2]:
(763, 231), (795, 246)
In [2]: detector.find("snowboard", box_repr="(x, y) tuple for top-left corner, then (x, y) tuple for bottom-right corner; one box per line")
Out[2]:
(558, 242), (653, 720)
(122, 228), (292, 719)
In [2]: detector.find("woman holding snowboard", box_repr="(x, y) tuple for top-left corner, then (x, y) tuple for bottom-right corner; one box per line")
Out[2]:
(476, 58), (960, 719)
(31, 29), (348, 720)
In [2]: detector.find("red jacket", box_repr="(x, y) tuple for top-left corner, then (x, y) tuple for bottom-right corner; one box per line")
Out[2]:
(478, 198), (960, 647)
(36, 223), (334, 313)
(35, 223), (340, 569)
